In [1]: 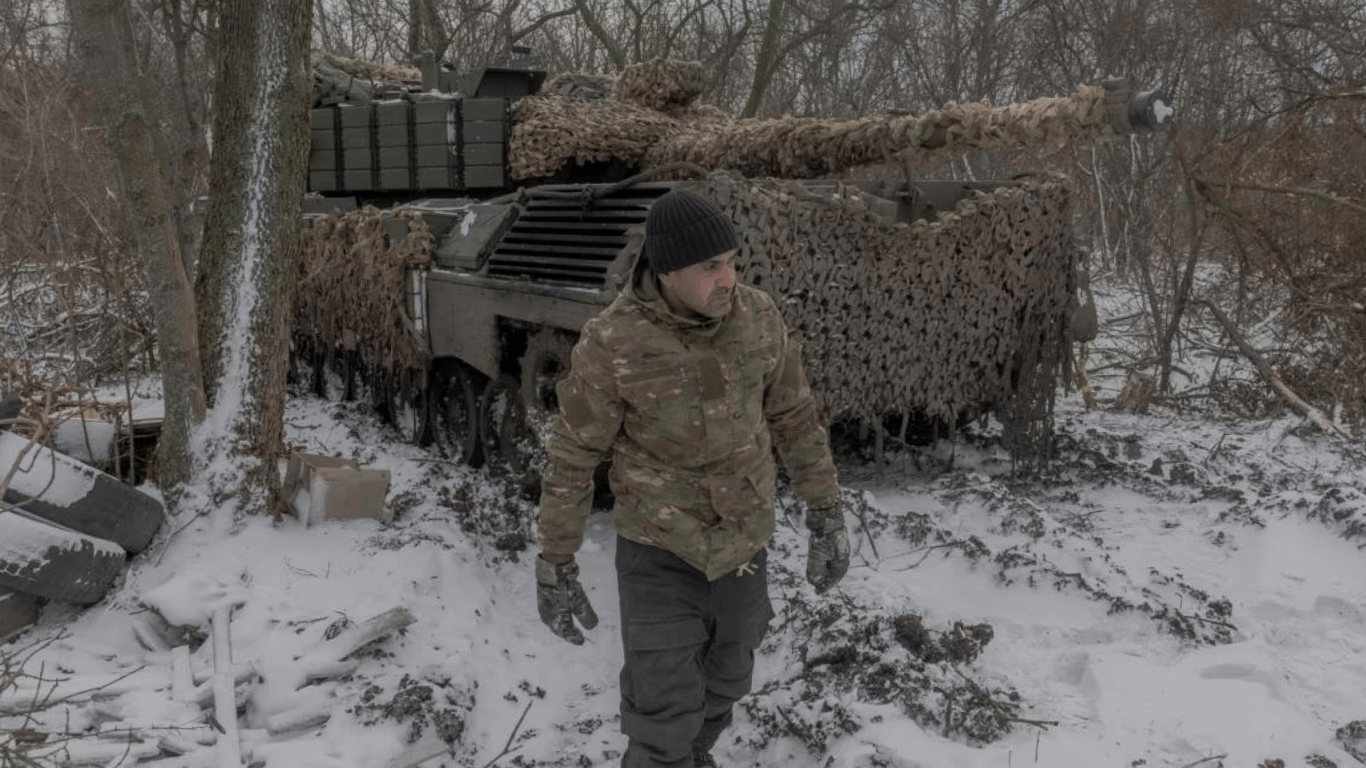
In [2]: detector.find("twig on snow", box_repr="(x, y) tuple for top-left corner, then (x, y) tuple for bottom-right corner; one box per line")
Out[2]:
(1176, 754), (1227, 768)
(479, 699), (534, 768)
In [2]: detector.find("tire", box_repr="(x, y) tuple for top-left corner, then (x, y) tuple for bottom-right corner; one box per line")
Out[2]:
(431, 362), (483, 466)
(0, 391), (22, 425)
(0, 431), (164, 554)
(0, 587), (41, 642)
(0, 507), (126, 604)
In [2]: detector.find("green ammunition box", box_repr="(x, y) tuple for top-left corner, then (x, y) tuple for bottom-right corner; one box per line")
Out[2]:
(462, 144), (503, 166)
(462, 98), (506, 122)
(338, 105), (371, 128)
(462, 121), (505, 144)
(310, 128), (337, 150)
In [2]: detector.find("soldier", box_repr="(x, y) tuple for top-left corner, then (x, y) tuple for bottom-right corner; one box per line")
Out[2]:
(535, 187), (850, 768)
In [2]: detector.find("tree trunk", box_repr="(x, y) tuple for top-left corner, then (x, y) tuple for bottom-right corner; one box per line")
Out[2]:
(194, 0), (312, 519)
(66, 0), (206, 493)
(742, 0), (786, 118)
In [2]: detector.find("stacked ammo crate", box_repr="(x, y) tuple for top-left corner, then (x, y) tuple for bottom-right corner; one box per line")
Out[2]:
(308, 97), (509, 194)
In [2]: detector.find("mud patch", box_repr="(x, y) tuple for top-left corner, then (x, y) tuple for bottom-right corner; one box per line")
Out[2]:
(350, 672), (475, 747)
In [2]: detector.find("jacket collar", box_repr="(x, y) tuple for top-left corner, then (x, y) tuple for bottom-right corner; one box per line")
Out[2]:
(624, 251), (727, 339)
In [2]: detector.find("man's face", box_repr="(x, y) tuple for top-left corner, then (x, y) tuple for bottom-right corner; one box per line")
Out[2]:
(657, 249), (739, 319)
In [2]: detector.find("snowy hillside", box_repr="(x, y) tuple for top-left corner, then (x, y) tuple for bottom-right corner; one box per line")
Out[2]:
(4, 377), (1365, 768)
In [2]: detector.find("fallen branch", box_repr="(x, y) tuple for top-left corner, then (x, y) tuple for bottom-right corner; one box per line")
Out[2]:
(1177, 754), (1227, 768)
(1197, 298), (1351, 440)
(480, 699), (534, 768)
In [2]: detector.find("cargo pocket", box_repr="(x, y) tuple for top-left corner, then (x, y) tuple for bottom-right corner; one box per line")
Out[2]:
(619, 364), (704, 450)
(705, 589), (773, 703)
(620, 617), (710, 746)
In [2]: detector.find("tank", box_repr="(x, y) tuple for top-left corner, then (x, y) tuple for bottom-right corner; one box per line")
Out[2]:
(295, 54), (1172, 487)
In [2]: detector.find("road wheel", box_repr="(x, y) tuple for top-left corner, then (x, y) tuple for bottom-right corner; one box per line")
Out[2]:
(520, 330), (575, 421)
(432, 362), (483, 466)
(0, 431), (165, 554)
(479, 374), (546, 498)
(0, 507), (126, 605)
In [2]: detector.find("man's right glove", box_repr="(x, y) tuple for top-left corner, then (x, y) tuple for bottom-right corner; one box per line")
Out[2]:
(536, 555), (599, 645)
(805, 504), (850, 593)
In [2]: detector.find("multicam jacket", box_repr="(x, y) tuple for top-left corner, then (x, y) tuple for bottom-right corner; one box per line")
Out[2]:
(536, 260), (840, 581)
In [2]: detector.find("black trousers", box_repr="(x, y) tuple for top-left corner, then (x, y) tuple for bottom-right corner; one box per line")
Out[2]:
(616, 536), (774, 768)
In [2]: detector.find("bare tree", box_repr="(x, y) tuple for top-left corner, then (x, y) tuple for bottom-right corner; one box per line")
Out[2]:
(192, 0), (313, 516)
(67, 0), (207, 489)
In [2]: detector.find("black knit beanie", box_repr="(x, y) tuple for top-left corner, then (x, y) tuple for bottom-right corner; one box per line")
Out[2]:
(645, 188), (740, 275)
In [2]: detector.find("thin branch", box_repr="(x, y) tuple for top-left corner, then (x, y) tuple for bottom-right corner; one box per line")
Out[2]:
(1196, 178), (1366, 216)
(479, 699), (534, 768)
(1176, 755), (1227, 768)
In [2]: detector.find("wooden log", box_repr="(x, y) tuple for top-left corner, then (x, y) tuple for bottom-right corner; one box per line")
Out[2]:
(296, 606), (415, 665)
(26, 737), (162, 766)
(380, 739), (452, 768)
(172, 645), (194, 703)
(265, 700), (335, 736)
(212, 605), (244, 768)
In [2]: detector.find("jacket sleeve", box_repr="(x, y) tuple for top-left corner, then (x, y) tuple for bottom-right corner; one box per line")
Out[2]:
(536, 323), (624, 559)
(763, 326), (840, 510)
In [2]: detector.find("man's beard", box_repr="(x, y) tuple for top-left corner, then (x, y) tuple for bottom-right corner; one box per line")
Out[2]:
(707, 288), (732, 312)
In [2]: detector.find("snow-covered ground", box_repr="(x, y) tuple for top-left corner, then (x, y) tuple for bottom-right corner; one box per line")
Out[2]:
(5, 387), (1365, 768)
(4, 273), (1366, 768)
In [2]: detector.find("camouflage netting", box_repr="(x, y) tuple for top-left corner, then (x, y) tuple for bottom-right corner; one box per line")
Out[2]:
(310, 51), (421, 86)
(541, 71), (616, 99)
(511, 57), (1120, 181)
(695, 172), (1077, 452)
(611, 58), (706, 113)
(509, 97), (683, 180)
(296, 207), (433, 373)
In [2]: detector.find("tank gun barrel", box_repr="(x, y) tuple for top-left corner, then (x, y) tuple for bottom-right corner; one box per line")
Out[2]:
(641, 80), (1173, 180)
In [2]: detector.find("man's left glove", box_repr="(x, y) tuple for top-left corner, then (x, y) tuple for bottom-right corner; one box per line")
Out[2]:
(536, 555), (599, 645)
(805, 504), (850, 593)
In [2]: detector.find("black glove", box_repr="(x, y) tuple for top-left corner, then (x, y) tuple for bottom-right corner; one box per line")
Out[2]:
(536, 555), (599, 644)
(806, 504), (850, 593)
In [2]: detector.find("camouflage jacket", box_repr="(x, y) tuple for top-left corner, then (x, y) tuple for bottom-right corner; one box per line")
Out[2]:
(536, 261), (840, 580)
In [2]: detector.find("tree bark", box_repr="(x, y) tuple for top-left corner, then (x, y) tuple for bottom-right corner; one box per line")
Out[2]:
(194, 0), (312, 518)
(66, 0), (206, 493)
(742, 0), (786, 118)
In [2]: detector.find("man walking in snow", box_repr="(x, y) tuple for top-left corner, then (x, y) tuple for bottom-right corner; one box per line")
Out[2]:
(534, 186), (849, 768)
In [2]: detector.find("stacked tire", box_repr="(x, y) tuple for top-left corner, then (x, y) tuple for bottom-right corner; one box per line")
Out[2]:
(0, 430), (165, 607)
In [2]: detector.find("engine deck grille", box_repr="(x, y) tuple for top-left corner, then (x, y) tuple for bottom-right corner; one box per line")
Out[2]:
(485, 184), (672, 287)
